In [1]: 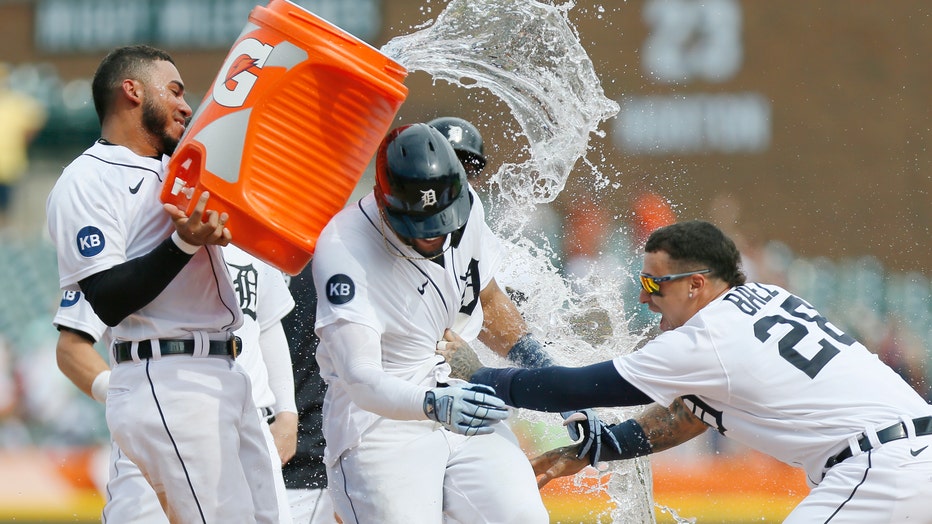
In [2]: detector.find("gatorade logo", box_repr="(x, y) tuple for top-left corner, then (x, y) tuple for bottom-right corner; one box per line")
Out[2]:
(214, 38), (274, 108)
(326, 274), (355, 305)
(60, 290), (81, 308)
(76, 226), (105, 257)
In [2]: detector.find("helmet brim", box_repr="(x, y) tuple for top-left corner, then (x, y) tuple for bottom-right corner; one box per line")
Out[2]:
(384, 189), (471, 239)
(457, 150), (487, 171)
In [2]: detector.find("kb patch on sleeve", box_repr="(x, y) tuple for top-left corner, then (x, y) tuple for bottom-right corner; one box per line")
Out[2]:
(76, 226), (105, 257)
(60, 290), (81, 308)
(326, 274), (355, 305)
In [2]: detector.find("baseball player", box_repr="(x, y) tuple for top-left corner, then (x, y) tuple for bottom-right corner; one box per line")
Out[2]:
(45, 45), (277, 522)
(427, 117), (487, 180)
(54, 244), (297, 523)
(280, 260), (341, 524)
(444, 220), (932, 522)
(429, 115), (611, 462)
(311, 123), (549, 523)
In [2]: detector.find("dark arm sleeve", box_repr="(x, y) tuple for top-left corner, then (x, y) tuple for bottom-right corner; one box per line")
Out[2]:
(470, 360), (653, 411)
(78, 236), (195, 327)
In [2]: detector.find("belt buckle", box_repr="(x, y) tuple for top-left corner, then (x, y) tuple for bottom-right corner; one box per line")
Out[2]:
(230, 336), (240, 359)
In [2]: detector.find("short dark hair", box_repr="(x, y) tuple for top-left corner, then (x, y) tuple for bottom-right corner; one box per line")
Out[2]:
(91, 45), (175, 124)
(645, 220), (746, 286)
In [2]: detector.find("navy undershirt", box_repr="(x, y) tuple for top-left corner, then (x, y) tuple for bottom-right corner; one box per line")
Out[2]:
(79, 237), (193, 326)
(471, 360), (653, 411)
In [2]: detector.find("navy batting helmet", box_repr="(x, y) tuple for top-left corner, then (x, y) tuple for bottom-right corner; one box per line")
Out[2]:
(427, 117), (487, 173)
(375, 123), (471, 239)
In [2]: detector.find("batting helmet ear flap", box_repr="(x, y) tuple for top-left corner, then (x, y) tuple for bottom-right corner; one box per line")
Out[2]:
(449, 191), (474, 249)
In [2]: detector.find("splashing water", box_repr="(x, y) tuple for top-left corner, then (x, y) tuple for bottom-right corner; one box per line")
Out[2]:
(383, 1), (660, 522)
(381, 0), (618, 207)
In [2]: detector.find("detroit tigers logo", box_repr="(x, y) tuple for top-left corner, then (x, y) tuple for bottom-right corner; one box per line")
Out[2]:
(420, 189), (438, 208)
(76, 226), (105, 257)
(683, 395), (727, 435)
(447, 125), (465, 143)
(228, 262), (259, 320)
(213, 38), (274, 108)
(326, 274), (355, 305)
(60, 290), (81, 308)
(458, 259), (481, 316)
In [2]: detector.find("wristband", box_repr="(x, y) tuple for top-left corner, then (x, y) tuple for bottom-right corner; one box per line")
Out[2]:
(506, 334), (555, 369)
(170, 231), (200, 255)
(91, 370), (111, 404)
(601, 419), (652, 461)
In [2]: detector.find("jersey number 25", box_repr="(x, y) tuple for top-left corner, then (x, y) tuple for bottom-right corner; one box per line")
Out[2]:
(753, 295), (856, 379)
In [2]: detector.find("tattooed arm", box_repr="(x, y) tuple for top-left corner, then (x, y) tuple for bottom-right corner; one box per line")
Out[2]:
(639, 397), (708, 453)
(532, 398), (708, 487)
(436, 328), (485, 381)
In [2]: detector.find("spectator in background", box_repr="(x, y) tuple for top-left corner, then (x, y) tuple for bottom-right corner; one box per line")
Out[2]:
(0, 335), (28, 447)
(875, 316), (931, 402)
(0, 63), (47, 226)
(630, 191), (676, 249)
(708, 192), (769, 284)
(562, 202), (617, 287)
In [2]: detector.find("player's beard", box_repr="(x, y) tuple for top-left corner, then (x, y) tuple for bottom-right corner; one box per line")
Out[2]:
(141, 96), (182, 156)
(410, 242), (443, 258)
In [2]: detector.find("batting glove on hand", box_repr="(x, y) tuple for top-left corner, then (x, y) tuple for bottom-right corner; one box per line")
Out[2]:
(424, 384), (509, 436)
(561, 409), (620, 467)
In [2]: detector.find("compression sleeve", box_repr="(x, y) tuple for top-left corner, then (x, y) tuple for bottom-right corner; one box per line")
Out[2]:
(506, 334), (555, 368)
(261, 321), (298, 415)
(471, 361), (653, 411)
(78, 235), (195, 327)
(319, 320), (430, 420)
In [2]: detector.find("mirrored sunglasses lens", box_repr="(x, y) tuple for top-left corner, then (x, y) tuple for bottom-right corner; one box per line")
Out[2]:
(639, 275), (659, 294)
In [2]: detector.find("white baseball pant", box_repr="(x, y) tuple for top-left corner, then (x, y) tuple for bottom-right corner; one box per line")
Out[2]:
(102, 407), (292, 522)
(786, 435), (932, 523)
(107, 356), (278, 523)
(326, 417), (548, 524)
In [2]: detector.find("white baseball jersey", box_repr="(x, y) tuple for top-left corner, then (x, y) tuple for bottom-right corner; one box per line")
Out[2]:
(313, 189), (503, 466)
(52, 244), (297, 522)
(53, 290), (109, 347)
(52, 246), (296, 412)
(614, 282), (932, 486)
(46, 140), (243, 342)
(222, 244), (296, 412)
(46, 140), (275, 523)
(313, 189), (548, 523)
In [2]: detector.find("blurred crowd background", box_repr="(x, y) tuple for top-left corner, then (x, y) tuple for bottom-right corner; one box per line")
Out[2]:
(0, 0), (928, 522)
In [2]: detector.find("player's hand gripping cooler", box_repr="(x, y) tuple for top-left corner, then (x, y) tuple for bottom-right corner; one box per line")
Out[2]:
(161, 0), (408, 275)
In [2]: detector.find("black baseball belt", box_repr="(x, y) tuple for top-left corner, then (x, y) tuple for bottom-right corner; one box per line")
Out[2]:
(113, 337), (241, 364)
(825, 416), (932, 469)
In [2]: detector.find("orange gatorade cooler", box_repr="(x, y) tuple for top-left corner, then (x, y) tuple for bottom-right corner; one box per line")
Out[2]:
(161, 0), (408, 274)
